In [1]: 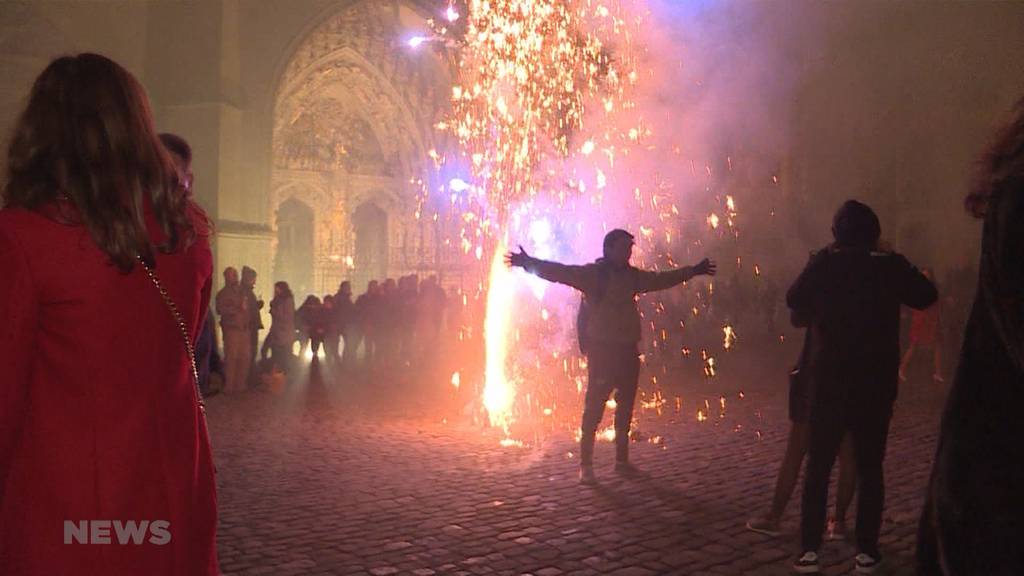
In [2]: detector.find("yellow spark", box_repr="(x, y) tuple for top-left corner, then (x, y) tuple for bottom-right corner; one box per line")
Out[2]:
(723, 325), (737, 350)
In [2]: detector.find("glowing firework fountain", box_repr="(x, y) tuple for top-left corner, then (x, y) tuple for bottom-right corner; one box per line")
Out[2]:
(410, 0), (779, 444)
(482, 243), (515, 433)
(435, 0), (625, 434)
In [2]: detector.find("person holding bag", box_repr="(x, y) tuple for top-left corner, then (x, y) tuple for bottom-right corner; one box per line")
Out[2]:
(0, 53), (218, 575)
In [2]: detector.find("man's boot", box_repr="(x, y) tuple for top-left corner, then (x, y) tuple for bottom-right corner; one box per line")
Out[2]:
(579, 431), (596, 485)
(614, 431), (638, 475)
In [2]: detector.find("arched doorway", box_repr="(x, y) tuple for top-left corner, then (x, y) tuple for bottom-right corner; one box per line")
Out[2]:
(352, 201), (388, 291)
(269, 1), (456, 295)
(275, 197), (315, 297)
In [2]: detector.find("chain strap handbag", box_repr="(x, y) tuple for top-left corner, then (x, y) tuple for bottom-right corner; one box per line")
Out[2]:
(136, 254), (208, 419)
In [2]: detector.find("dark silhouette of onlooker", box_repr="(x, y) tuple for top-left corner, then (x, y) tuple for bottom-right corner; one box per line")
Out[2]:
(262, 281), (296, 373)
(379, 278), (399, 366)
(787, 200), (936, 574)
(747, 309), (856, 540)
(334, 281), (357, 367)
(507, 229), (716, 484)
(356, 280), (381, 366)
(0, 53), (217, 573)
(217, 266), (251, 392)
(297, 295), (327, 360)
(417, 275), (447, 367)
(323, 294), (340, 364)
(917, 98), (1024, 575)
(241, 265), (264, 384)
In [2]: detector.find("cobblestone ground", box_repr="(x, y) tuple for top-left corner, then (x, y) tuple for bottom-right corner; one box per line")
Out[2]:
(210, 354), (946, 576)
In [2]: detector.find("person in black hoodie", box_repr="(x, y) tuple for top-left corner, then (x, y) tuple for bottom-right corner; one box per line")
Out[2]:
(788, 200), (937, 575)
(917, 98), (1024, 576)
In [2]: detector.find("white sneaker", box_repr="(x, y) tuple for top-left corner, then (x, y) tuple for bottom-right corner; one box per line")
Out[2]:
(746, 516), (782, 537)
(793, 551), (820, 574)
(854, 552), (882, 574)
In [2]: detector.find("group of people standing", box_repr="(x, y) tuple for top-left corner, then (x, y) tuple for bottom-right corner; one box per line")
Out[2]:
(213, 268), (450, 391)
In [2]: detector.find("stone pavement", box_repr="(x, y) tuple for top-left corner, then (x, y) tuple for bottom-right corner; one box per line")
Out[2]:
(210, 358), (946, 576)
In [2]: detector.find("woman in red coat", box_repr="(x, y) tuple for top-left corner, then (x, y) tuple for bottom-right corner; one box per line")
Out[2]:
(0, 54), (218, 574)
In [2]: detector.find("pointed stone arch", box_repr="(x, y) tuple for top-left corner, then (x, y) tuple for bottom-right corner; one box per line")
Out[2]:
(269, 0), (453, 292)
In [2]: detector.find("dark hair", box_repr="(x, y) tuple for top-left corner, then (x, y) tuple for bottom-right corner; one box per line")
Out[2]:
(602, 228), (635, 257)
(274, 281), (292, 296)
(966, 97), (1024, 219)
(158, 133), (192, 164)
(2, 53), (205, 272)
(832, 200), (881, 249)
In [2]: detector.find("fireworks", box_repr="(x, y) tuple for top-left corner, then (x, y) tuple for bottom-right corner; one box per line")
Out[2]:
(414, 0), (774, 446)
(483, 245), (516, 431)
(433, 0), (641, 438)
(446, 0), (620, 218)
(723, 325), (737, 350)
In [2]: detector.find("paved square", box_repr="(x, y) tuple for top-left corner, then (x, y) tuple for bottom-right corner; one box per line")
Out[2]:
(210, 355), (944, 576)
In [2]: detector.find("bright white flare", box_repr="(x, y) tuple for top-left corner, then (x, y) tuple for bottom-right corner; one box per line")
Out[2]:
(483, 243), (516, 433)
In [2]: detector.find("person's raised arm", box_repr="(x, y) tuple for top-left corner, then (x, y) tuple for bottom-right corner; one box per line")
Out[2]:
(635, 258), (717, 293)
(505, 245), (594, 292)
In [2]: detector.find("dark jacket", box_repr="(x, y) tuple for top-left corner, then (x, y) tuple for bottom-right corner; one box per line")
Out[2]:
(333, 294), (355, 333)
(787, 246), (937, 408)
(525, 257), (696, 345)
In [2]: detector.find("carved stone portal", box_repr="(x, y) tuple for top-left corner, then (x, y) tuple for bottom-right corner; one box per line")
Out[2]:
(270, 1), (452, 294)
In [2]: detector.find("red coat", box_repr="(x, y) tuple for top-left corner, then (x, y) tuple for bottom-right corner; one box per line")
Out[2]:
(0, 200), (218, 575)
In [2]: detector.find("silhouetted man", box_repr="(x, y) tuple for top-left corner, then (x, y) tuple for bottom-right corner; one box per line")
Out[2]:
(241, 266), (263, 384)
(334, 281), (356, 368)
(788, 200), (936, 575)
(216, 267), (251, 393)
(355, 281), (381, 366)
(507, 229), (716, 484)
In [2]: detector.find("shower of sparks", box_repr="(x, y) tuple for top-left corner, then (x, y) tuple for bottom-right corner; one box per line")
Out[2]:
(437, 0), (640, 435)
(416, 0), (780, 446)
(446, 0), (619, 218)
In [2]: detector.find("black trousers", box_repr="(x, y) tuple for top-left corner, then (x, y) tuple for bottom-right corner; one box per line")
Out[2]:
(580, 342), (640, 465)
(801, 399), (892, 556)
